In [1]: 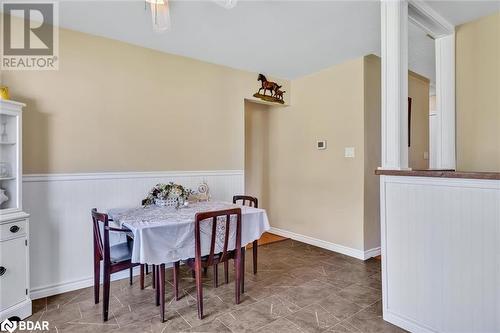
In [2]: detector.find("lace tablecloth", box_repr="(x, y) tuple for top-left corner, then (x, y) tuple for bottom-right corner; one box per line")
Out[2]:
(109, 201), (270, 265)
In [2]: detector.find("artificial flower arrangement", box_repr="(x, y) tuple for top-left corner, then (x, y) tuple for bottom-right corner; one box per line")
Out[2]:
(142, 182), (193, 207)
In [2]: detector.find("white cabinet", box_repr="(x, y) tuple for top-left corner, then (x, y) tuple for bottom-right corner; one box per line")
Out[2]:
(0, 100), (31, 321)
(0, 231), (29, 311)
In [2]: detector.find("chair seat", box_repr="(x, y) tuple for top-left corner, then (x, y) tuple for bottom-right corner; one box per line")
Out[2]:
(110, 242), (133, 263)
(185, 251), (235, 268)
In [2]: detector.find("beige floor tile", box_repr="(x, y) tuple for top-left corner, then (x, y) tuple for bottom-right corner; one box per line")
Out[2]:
(284, 303), (340, 333)
(346, 301), (407, 333)
(317, 292), (363, 321)
(180, 318), (231, 332)
(337, 284), (382, 308)
(24, 240), (401, 332)
(218, 294), (299, 331)
(278, 279), (335, 308)
(256, 318), (303, 332)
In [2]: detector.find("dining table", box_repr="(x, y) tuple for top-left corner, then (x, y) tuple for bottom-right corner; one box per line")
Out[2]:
(108, 201), (270, 266)
(107, 200), (269, 322)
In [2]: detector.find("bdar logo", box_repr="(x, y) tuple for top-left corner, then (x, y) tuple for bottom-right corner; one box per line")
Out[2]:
(0, 319), (17, 333)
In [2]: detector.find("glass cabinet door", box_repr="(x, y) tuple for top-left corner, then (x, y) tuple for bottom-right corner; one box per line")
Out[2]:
(0, 110), (21, 213)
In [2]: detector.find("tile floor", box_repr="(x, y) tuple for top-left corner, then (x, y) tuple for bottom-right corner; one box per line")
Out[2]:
(27, 240), (406, 332)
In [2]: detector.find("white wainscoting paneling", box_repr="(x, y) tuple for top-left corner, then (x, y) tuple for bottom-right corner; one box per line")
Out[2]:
(23, 170), (243, 299)
(269, 227), (381, 260)
(380, 175), (500, 333)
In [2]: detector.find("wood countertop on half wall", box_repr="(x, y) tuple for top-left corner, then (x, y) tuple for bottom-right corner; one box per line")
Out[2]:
(375, 169), (500, 180)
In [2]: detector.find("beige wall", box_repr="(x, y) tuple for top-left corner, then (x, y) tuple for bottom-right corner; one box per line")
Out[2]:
(363, 55), (381, 251)
(1, 20), (289, 174)
(245, 55), (431, 252)
(246, 57), (376, 251)
(456, 11), (500, 172)
(245, 56), (387, 252)
(408, 71), (430, 170)
(244, 101), (270, 204)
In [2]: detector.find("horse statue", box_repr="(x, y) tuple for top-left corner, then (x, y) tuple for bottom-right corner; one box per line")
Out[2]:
(257, 74), (281, 97)
(275, 89), (286, 101)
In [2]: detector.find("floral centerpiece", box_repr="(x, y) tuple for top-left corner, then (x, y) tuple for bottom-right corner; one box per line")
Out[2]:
(142, 182), (193, 207)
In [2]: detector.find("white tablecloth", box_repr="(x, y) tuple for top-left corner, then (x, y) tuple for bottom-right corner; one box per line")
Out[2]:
(109, 201), (270, 265)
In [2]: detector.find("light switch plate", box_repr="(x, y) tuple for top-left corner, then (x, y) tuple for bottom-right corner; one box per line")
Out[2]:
(317, 140), (327, 150)
(345, 147), (355, 158)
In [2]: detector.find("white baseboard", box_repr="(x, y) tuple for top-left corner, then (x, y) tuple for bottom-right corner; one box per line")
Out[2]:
(30, 266), (139, 300)
(269, 227), (380, 260)
(31, 263), (175, 300)
(364, 246), (381, 259)
(31, 277), (95, 300)
(383, 310), (436, 333)
(0, 299), (32, 322)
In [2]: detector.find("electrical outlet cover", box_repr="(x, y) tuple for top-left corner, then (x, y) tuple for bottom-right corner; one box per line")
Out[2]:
(345, 147), (355, 158)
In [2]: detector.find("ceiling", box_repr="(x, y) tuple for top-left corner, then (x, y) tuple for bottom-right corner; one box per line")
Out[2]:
(35, 1), (500, 79)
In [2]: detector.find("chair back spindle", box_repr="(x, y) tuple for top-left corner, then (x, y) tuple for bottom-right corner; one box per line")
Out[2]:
(194, 208), (241, 268)
(233, 195), (258, 208)
(91, 208), (111, 264)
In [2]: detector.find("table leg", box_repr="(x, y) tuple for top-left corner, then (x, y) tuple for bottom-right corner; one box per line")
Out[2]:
(155, 268), (160, 306)
(173, 261), (180, 301)
(241, 248), (245, 294)
(140, 264), (145, 290)
(253, 240), (258, 274)
(235, 247), (241, 305)
(159, 264), (165, 322)
(152, 265), (156, 289)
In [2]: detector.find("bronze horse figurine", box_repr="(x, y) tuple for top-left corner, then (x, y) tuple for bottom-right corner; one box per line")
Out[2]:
(275, 89), (286, 101)
(258, 74), (281, 96)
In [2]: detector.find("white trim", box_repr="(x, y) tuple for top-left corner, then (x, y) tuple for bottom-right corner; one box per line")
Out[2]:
(23, 170), (244, 182)
(363, 246), (381, 259)
(407, 0), (456, 170)
(381, 0), (409, 170)
(435, 34), (456, 169)
(0, 99), (26, 110)
(0, 299), (32, 322)
(30, 276), (96, 300)
(382, 175), (500, 190)
(269, 227), (380, 260)
(383, 310), (436, 333)
(380, 176), (389, 329)
(30, 264), (173, 300)
(408, 0), (454, 38)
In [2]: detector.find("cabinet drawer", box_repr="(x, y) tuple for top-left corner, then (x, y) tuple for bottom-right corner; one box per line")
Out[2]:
(0, 237), (28, 310)
(0, 220), (26, 241)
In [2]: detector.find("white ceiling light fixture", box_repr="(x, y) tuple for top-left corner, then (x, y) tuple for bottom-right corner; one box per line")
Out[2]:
(146, 0), (171, 33)
(215, 0), (238, 9)
(145, 0), (236, 33)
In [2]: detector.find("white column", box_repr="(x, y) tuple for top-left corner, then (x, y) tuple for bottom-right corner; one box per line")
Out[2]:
(380, 0), (409, 170)
(435, 34), (456, 170)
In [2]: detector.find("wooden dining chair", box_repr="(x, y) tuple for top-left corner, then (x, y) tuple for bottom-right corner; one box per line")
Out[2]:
(233, 195), (259, 275)
(91, 209), (145, 321)
(173, 208), (242, 319)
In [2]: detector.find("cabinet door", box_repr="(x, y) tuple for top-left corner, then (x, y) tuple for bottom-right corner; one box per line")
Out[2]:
(0, 237), (27, 310)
